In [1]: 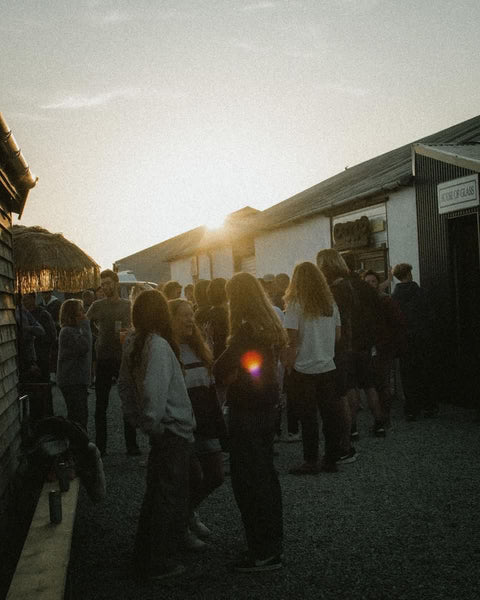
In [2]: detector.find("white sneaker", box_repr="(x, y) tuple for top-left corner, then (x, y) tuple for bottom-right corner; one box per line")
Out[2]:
(189, 512), (212, 538)
(183, 528), (207, 551)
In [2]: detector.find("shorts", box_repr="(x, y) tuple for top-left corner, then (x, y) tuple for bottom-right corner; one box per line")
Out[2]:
(348, 350), (376, 390)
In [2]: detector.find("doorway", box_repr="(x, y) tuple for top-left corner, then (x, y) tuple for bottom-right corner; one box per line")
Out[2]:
(448, 213), (480, 405)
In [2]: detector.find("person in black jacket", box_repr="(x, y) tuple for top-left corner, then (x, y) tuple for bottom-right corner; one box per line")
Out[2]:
(214, 272), (288, 573)
(392, 263), (436, 419)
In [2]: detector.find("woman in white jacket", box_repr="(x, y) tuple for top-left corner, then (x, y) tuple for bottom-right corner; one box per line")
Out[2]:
(118, 289), (195, 581)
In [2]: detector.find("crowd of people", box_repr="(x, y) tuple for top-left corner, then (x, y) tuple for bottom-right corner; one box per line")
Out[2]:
(14, 252), (438, 581)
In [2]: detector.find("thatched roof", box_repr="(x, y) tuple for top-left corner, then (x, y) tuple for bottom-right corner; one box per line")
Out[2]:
(12, 225), (100, 293)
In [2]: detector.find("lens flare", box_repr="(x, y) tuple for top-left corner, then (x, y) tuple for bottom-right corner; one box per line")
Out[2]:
(241, 350), (263, 377)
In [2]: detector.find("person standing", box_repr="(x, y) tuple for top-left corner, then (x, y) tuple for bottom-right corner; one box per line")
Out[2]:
(57, 299), (92, 430)
(22, 292), (57, 384)
(87, 269), (139, 456)
(118, 290), (195, 581)
(214, 272), (287, 572)
(284, 262), (342, 475)
(169, 298), (226, 550)
(391, 263), (436, 419)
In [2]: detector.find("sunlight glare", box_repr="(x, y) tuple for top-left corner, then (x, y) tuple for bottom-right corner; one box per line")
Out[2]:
(204, 211), (226, 230)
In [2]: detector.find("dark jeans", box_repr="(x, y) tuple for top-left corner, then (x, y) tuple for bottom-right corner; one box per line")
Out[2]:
(60, 384), (88, 431)
(95, 358), (137, 454)
(291, 369), (342, 463)
(229, 407), (283, 560)
(400, 339), (436, 416)
(134, 431), (191, 575)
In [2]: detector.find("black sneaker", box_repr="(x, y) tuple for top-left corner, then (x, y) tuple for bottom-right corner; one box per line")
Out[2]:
(350, 430), (359, 441)
(149, 563), (186, 580)
(232, 554), (282, 573)
(374, 423), (386, 437)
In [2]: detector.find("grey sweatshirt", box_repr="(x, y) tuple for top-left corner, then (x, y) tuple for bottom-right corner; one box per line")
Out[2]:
(57, 318), (92, 387)
(118, 333), (195, 441)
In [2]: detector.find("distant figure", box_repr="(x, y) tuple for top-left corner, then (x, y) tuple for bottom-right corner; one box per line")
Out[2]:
(163, 280), (182, 300)
(82, 289), (95, 311)
(206, 278), (229, 360)
(273, 273), (290, 310)
(362, 270), (407, 428)
(57, 299), (92, 430)
(87, 269), (138, 456)
(15, 303), (45, 382)
(392, 263), (436, 420)
(41, 290), (62, 327)
(184, 283), (195, 305)
(22, 292), (57, 384)
(193, 279), (211, 329)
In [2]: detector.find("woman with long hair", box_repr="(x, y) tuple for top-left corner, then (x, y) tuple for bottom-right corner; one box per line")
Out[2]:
(284, 262), (342, 475)
(57, 299), (92, 431)
(214, 272), (288, 573)
(169, 299), (226, 550)
(118, 290), (195, 581)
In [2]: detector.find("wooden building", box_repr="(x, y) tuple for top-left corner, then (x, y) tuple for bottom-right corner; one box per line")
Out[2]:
(0, 113), (36, 523)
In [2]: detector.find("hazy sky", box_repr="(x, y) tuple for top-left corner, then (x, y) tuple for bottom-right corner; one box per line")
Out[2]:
(3, 0), (480, 269)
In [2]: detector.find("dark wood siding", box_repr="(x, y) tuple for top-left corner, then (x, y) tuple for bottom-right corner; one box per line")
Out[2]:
(0, 203), (20, 504)
(415, 154), (479, 402)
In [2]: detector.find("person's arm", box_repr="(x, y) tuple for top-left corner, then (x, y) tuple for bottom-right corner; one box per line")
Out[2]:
(333, 303), (342, 344)
(25, 310), (45, 338)
(213, 326), (249, 385)
(285, 329), (297, 373)
(378, 268), (393, 294)
(141, 337), (177, 432)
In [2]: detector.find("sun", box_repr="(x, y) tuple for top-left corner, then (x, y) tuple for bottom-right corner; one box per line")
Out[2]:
(204, 211), (226, 230)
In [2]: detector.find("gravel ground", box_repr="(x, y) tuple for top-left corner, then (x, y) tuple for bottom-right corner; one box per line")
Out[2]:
(56, 385), (480, 600)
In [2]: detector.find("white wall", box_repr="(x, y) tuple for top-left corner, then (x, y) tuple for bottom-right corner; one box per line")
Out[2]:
(254, 215), (331, 277)
(170, 257), (193, 287)
(212, 246), (234, 279)
(198, 253), (211, 280)
(386, 186), (420, 284)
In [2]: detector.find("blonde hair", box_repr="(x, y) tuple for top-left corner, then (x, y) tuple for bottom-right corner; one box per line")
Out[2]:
(284, 262), (334, 317)
(226, 272), (288, 349)
(316, 248), (350, 283)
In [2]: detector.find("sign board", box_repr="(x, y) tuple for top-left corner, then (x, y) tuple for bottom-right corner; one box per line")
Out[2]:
(437, 174), (479, 215)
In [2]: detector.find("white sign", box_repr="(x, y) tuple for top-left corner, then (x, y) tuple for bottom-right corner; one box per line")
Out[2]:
(437, 174), (479, 214)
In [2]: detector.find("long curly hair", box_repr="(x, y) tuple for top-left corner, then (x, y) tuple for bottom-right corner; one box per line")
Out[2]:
(128, 289), (180, 371)
(284, 262), (334, 317)
(226, 272), (288, 348)
(169, 298), (213, 369)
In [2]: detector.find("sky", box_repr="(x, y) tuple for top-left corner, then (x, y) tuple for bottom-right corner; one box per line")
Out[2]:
(3, 0), (480, 270)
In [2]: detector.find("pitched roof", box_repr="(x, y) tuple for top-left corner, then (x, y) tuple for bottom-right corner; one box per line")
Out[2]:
(0, 113), (37, 216)
(413, 143), (480, 173)
(254, 115), (480, 231)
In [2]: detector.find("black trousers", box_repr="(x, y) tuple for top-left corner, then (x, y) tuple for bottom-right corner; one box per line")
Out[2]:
(291, 369), (342, 463)
(60, 384), (88, 431)
(399, 339), (435, 416)
(95, 358), (137, 454)
(229, 407), (283, 560)
(134, 431), (191, 575)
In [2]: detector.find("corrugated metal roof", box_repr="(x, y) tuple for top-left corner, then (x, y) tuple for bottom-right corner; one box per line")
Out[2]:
(413, 143), (480, 173)
(254, 115), (480, 231)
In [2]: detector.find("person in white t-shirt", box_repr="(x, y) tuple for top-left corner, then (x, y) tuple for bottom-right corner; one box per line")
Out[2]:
(283, 262), (342, 475)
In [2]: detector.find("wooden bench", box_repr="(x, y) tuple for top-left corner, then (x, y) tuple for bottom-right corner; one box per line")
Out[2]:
(6, 478), (79, 600)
